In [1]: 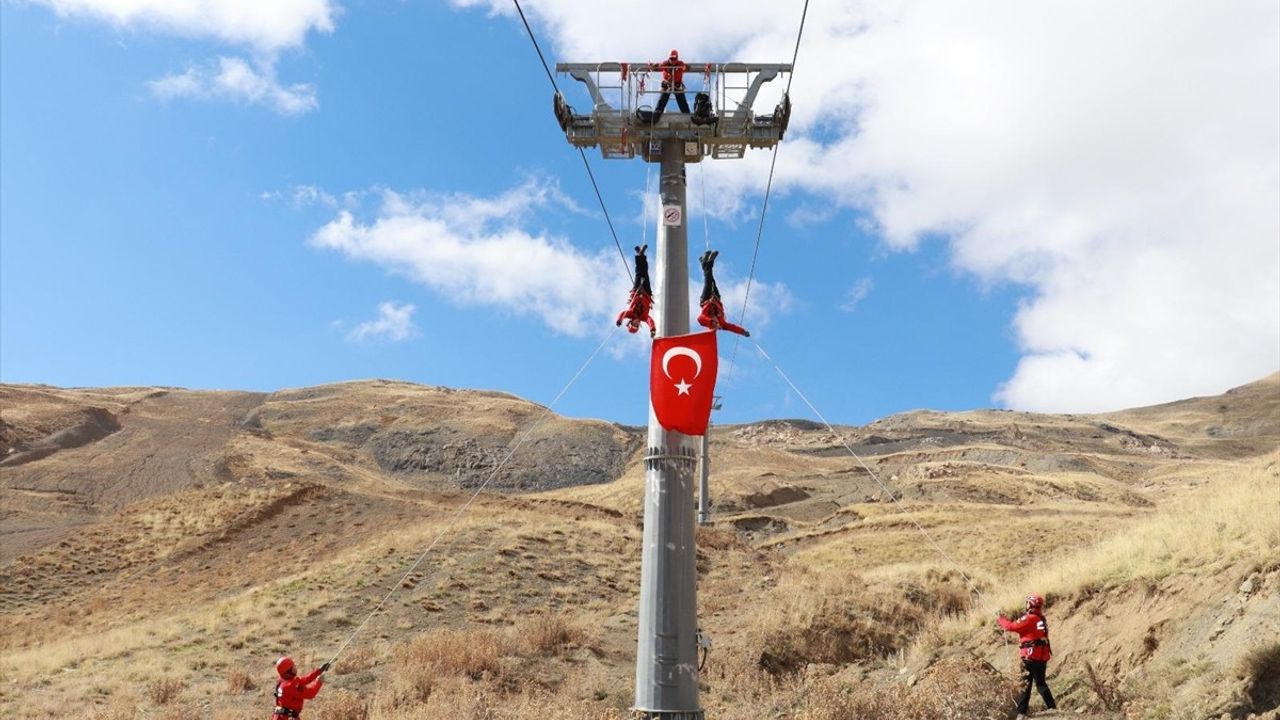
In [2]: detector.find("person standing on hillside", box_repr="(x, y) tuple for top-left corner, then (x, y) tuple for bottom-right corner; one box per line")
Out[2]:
(998, 593), (1057, 716)
(272, 656), (328, 718)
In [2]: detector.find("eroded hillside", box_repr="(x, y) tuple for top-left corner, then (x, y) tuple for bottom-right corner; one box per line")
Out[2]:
(1, 375), (1277, 719)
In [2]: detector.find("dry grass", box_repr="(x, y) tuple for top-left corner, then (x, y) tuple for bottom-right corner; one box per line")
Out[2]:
(1015, 458), (1278, 601)
(144, 676), (184, 705)
(743, 566), (972, 675)
(7, 380), (1276, 719)
(1237, 641), (1280, 711)
(224, 667), (257, 694)
(1084, 660), (1126, 710)
(518, 610), (596, 657)
(310, 688), (370, 720)
(794, 658), (1015, 720)
(335, 644), (379, 675)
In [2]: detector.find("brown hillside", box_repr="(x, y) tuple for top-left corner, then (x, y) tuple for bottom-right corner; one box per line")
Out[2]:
(1, 374), (1276, 719)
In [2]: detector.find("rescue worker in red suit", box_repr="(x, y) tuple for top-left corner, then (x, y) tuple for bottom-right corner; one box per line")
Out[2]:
(272, 656), (328, 718)
(697, 250), (750, 337)
(616, 245), (656, 337)
(647, 49), (690, 122)
(998, 594), (1057, 716)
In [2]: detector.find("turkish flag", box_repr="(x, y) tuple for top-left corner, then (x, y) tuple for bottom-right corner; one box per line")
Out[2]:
(650, 331), (719, 436)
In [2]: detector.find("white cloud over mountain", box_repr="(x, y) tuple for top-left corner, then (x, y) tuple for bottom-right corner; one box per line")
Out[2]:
(462, 0), (1280, 411)
(348, 302), (418, 343)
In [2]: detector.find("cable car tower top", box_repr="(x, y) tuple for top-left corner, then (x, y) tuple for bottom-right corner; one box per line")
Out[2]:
(554, 62), (792, 161)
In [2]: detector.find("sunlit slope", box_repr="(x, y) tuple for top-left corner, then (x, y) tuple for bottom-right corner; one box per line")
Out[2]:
(0, 374), (1275, 718)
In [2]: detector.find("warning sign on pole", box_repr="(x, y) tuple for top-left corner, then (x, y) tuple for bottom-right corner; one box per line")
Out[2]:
(662, 205), (683, 227)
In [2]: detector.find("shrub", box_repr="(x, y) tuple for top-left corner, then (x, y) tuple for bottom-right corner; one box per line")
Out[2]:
(1084, 661), (1126, 710)
(520, 611), (593, 657)
(335, 644), (378, 675)
(1237, 641), (1280, 712)
(795, 658), (1014, 720)
(309, 688), (369, 720)
(145, 677), (185, 705)
(224, 667), (257, 693)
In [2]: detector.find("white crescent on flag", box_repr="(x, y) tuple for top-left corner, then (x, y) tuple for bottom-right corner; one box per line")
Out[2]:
(661, 346), (702, 380)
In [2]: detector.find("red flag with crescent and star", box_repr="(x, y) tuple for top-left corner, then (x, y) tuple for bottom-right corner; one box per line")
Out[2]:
(650, 331), (719, 436)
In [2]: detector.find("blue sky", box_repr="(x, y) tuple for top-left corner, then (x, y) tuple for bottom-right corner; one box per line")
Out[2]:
(3, 1), (1277, 427)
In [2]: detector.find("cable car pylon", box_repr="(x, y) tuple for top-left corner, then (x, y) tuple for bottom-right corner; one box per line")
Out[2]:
(554, 57), (791, 720)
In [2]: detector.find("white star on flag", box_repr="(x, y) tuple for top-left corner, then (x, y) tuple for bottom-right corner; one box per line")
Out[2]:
(674, 378), (692, 395)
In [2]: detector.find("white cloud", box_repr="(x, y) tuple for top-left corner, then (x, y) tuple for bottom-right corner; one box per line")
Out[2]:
(711, 275), (794, 334)
(149, 57), (317, 115)
(33, 0), (335, 114)
(841, 277), (873, 313)
(32, 0), (335, 52)
(312, 179), (630, 337)
(348, 302), (418, 342)
(462, 0), (1280, 411)
(312, 179), (793, 340)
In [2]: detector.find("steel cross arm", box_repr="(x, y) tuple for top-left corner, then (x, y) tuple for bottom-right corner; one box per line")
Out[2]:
(554, 62), (792, 115)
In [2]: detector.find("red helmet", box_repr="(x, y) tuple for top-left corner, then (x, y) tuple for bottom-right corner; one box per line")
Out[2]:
(275, 656), (296, 678)
(669, 49), (679, 59)
(1025, 594), (1044, 610)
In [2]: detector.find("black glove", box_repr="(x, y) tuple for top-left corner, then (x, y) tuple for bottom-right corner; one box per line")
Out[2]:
(320, 661), (331, 674)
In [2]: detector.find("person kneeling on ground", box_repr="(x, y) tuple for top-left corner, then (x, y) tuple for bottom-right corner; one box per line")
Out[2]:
(998, 593), (1057, 717)
(272, 656), (328, 718)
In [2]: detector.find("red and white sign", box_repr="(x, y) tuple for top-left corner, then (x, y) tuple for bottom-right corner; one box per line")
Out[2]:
(650, 331), (718, 436)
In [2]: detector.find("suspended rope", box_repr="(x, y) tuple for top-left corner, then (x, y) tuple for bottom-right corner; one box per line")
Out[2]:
(326, 326), (620, 665)
(641, 162), (652, 248)
(730, 0), (811, 368)
(700, 159), (710, 252)
(511, 0), (632, 283)
(749, 338), (1019, 674)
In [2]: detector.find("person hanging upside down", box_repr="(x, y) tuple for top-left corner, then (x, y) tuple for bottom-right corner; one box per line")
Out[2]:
(271, 656), (328, 718)
(697, 250), (750, 337)
(616, 244), (656, 337)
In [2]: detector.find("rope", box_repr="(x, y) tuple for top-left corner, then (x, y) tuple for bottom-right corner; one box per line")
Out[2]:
(642, 154), (653, 247)
(700, 159), (710, 252)
(326, 326), (620, 665)
(510, 0), (632, 284)
(730, 0), (811, 368)
(577, 149), (633, 284)
(512, 0), (557, 94)
(748, 338), (1019, 679)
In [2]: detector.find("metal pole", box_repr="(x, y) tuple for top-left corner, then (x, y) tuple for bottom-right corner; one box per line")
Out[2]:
(634, 138), (703, 719)
(697, 397), (721, 527)
(698, 435), (710, 526)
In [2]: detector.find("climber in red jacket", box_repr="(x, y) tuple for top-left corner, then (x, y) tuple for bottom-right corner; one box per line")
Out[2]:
(696, 250), (749, 337)
(645, 49), (690, 122)
(617, 244), (656, 337)
(998, 593), (1057, 716)
(272, 656), (328, 718)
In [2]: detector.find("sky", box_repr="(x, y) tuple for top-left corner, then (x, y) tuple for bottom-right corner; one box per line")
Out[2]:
(2, 0), (1277, 428)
